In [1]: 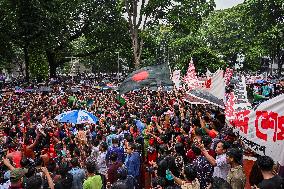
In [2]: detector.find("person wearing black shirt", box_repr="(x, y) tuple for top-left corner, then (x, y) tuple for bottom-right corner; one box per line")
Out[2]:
(256, 156), (284, 189)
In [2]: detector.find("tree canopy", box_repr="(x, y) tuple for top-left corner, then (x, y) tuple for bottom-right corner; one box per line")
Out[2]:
(0, 0), (284, 79)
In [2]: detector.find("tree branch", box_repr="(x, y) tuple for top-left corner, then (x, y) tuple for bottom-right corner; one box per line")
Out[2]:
(125, 0), (134, 34)
(137, 0), (147, 28)
(54, 21), (90, 52)
(73, 47), (108, 57)
(133, 0), (138, 28)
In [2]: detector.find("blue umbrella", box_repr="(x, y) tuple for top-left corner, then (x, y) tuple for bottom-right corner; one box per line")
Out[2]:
(55, 110), (98, 124)
(135, 119), (145, 133)
(101, 86), (111, 90)
(256, 79), (264, 84)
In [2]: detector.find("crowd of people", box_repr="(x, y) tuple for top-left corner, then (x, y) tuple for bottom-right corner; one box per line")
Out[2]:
(0, 73), (283, 189)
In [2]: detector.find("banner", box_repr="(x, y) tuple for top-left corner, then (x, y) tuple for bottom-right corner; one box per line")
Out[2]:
(183, 59), (199, 89)
(207, 69), (225, 101)
(206, 68), (213, 78)
(224, 68), (234, 85)
(233, 75), (251, 111)
(183, 93), (208, 105)
(226, 94), (284, 165)
(172, 70), (181, 89)
(187, 89), (225, 108)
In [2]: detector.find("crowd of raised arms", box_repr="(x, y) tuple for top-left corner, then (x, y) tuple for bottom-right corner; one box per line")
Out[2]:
(0, 73), (283, 189)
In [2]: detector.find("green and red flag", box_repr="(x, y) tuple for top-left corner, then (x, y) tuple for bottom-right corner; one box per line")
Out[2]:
(118, 63), (173, 94)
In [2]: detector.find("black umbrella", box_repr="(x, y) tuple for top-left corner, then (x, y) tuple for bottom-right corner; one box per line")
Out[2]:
(69, 87), (81, 93)
(183, 93), (208, 105)
(187, 89), (225, 109)
(39, 87), (53, 92)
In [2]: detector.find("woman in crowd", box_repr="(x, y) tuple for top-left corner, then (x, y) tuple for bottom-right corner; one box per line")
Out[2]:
(0, 74), (283, 189)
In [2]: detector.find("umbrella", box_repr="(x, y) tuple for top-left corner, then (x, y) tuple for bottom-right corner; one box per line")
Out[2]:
(55, 110), (98, 124)
(39, 86), (53, 92)
(101, 86), (111, 90)
(102, 79), (110, 83)
(183, 94), (208, 105)
(25, 88), (34, 93)
(69, 87), (81, 93)
(163, 86), (173, 92)
(15, 86), (25, 93)
(187, 89), (225, 109)
(256, 79), (265, 84)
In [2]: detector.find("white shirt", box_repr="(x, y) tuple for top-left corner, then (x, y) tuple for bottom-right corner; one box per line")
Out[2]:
(213, 153), (231, 180)
(0, 180), (10, 189)
(96, 151), (107, 176)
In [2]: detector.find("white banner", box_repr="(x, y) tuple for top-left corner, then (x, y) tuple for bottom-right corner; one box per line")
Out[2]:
(207, 69), (225, 101)
(224, 68), (233, 85)
(183, 59), (199, 89)
(232, 75), (251, 111)
(226, 94), (284, 165)
(172, 70), (181, 89)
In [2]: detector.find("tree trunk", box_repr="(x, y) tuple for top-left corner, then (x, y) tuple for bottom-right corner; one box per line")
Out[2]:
(23, 46), (30, 82)
(46, 50), (57, 78)
(125, 0), (146, 70)
(133, 54), (140, 69)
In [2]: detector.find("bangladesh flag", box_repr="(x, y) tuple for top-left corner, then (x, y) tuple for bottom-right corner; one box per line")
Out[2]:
(116, 95), (126, 106)
(118, 63), (173, 94)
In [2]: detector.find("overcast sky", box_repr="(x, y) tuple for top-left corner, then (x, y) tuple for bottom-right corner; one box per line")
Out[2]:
(215, 0), (244, 10)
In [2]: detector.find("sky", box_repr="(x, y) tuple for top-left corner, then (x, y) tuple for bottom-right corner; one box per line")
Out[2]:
(215, 0), (244, 10)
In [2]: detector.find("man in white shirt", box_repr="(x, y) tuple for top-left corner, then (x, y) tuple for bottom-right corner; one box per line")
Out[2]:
(198, 140), (231, 180)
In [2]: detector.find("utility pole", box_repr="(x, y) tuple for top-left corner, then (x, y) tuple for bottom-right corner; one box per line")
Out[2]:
(115, 52), (120, 80)
(65, 56), (78, 82)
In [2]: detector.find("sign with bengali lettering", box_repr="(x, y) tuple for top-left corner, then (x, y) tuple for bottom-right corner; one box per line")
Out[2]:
(233, 75), (251, 111)
(226, 94), (284, 165)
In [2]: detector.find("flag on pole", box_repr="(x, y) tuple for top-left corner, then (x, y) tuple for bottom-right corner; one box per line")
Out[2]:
(206, 68), (213, 78)
(118, 63), (173, 94)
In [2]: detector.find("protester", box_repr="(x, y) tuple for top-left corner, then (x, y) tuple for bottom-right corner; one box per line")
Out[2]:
(69, 157), (86, 189)
(169, 164), (200, 189)
(83, 160), (103, 189)
(255, 156), (284, 189)
(0, 72), (283, 189)
(197, 140), (231, 180)
(226, 148), (246, 189)
(190, 144), (213, 189)
(124, 143), (140, 186)
(107, 152), (123, 185)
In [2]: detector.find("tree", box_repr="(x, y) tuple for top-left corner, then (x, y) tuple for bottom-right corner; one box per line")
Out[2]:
(0, 0), (47, 81)
(1, 0), (134, 79)
(243, 0), (284, 75)
(122, 0), (215, 69)
(166, 0), (217, 73)
(199, 5), (247, 68)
